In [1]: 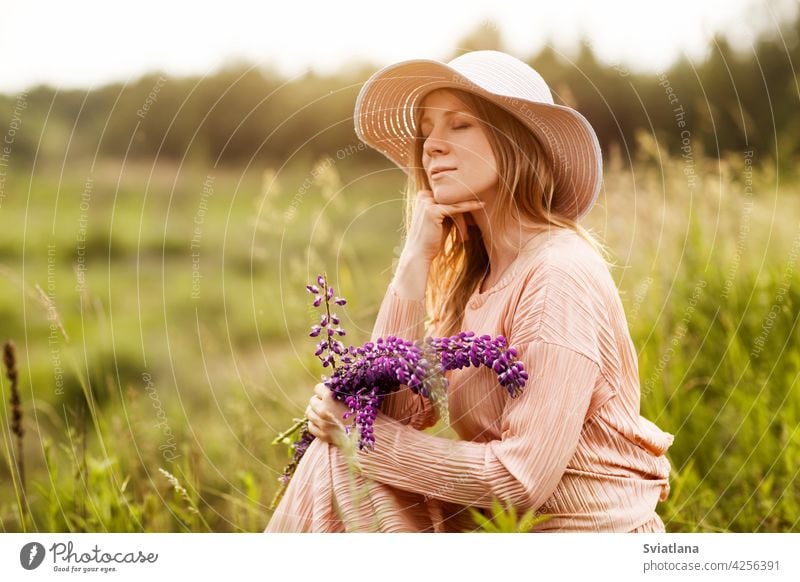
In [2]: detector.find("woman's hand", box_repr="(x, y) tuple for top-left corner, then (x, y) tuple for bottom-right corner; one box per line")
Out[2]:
(406, 189), (485, 263)
(306, 383), (351, 448)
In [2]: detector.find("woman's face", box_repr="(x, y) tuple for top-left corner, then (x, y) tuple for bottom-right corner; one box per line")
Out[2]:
(418, 90), (499, 205)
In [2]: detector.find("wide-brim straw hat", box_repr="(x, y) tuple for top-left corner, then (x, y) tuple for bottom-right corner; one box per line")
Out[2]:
(354, 50), (602, 221)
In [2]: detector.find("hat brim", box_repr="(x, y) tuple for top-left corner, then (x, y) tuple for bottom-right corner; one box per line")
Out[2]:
(354, 59), (602, 221)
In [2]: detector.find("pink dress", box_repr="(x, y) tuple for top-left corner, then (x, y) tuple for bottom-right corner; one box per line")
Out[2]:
(265, 228), (674, 532)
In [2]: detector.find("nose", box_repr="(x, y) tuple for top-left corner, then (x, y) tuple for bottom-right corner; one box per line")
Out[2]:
(422, 128), (450, 158)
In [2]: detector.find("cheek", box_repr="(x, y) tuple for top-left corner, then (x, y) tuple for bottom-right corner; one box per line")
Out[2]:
(466, 136), (498, 185)
(467, 151), (498, 190)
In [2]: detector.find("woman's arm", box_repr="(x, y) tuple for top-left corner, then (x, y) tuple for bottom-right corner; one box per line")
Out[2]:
(355, 256), (619, 510)
(354, 339), (600, 510)
(373, 190), (485, 430)
(370, 250), (439, 430)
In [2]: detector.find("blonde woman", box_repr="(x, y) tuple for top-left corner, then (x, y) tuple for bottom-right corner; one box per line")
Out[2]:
(266, 50), (674, 533)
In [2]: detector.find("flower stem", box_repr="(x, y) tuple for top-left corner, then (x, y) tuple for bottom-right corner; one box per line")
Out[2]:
(271, 417), (307, 445)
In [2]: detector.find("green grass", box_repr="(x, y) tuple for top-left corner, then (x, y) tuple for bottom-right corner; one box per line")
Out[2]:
(0, 146), (798, 532)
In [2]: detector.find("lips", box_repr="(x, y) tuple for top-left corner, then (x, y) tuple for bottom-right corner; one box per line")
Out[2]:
(430, 167), (456, 178)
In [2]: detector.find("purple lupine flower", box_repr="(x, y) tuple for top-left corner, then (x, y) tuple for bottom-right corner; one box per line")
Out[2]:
(271, 272), (530, 510)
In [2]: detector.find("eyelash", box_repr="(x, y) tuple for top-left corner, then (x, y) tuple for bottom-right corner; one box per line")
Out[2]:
(421, 123), (470, 139)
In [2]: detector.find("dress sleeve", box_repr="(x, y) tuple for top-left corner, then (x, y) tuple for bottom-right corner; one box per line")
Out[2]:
(354, 339), (600, 509)
(355, 255), (615, 510)
(370, 283), (439, 430)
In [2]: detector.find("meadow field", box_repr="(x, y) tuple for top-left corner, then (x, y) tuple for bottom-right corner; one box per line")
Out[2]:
(1, 139), (798, 532)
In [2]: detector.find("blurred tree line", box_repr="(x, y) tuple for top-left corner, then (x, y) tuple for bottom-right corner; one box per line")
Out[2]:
(1, 10), (799, 172)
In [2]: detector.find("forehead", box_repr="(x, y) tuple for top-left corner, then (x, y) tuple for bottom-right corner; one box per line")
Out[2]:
(417, 91), (471, 124)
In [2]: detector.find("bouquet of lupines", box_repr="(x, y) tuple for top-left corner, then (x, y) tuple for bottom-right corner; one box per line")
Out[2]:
(269, 273), (529, 510)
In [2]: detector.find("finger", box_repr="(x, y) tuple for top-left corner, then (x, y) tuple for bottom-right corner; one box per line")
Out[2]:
(306, 422), (321, 439)
(307, 401), (329, 419)
(330, 415), (346, 430)
(307, 406), (324, 427)
(310, 398), (337, 423)
(314, 383), (328, 398)
(319, 402), (342, 424)
(414, 190), (433, 210)
(432, 200), (486, 216)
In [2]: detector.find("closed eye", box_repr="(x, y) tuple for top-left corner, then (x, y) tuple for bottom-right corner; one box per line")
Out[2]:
(420, 123), (471, 139)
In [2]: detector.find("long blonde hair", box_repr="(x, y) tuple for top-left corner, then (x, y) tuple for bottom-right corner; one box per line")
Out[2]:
(403, 88), (613, 338)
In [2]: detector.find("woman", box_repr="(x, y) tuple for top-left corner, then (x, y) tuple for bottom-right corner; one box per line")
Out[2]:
(265, 50), (674, 533)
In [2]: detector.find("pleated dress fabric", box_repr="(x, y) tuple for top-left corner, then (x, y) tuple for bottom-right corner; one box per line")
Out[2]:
(265, 228), (674, 533)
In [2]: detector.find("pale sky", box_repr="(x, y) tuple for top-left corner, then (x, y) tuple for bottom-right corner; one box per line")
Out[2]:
(0, 0), (791, 93)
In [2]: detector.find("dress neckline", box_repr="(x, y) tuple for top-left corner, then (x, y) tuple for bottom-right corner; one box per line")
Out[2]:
(466, 228), (560, 310)
(467, 266), (520, 309)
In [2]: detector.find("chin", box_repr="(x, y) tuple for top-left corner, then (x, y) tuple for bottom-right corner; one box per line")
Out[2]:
(431, 185), (480, 205)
